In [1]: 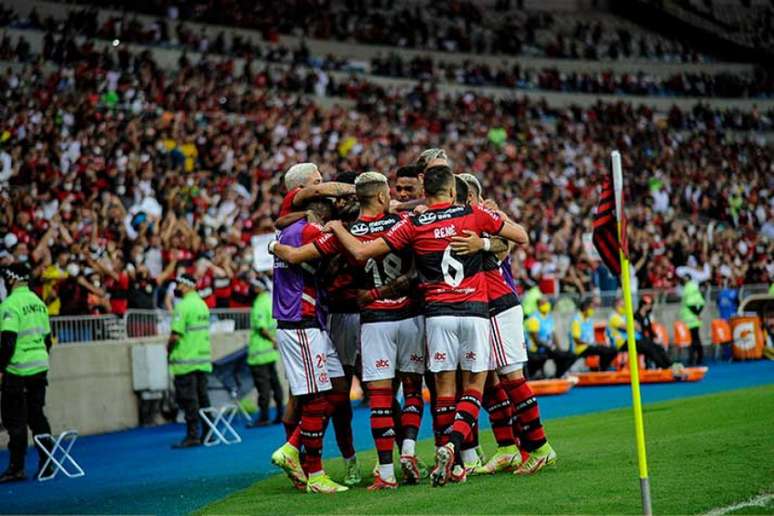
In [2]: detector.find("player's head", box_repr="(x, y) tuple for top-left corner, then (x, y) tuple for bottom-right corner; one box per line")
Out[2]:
(395, 164), (422, 202)
(1, 263), (30, 289)
(579, 297), (595, 317)
(423, 165), (455, 201)
(458, 173), (483, 205)
(355, 171), (391, 214)
(538, 297), (552, 315)
(305, 198), (335, 223)
(454, 175), (469, 205)
(416, 148), (450, 171)
(175, 272), (197, 295)
(284, 163), (321, 190)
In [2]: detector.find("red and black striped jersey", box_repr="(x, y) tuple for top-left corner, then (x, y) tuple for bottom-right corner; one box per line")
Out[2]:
(315, 212), (418, 323)
(383, 202), (504, 318)
(483, 252), (521, 316)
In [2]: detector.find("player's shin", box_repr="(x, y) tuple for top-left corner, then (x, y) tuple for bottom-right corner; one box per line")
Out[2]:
(368, 383), (397, 482)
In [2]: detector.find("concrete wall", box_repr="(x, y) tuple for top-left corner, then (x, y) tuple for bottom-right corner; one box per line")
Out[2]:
(0, 331), (251, 446)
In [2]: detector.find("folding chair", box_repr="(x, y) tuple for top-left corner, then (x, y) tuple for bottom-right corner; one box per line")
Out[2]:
(209, 348), (254, 424)
(199, 405), (242, 447)
(34, 431), (85, 481)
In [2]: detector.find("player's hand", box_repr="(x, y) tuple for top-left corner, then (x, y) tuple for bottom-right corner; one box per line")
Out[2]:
(450, 230), (483, 255)
(323, 220), (344, 233)
(355, 289), (376, 307)
(413, 204), (428, 214)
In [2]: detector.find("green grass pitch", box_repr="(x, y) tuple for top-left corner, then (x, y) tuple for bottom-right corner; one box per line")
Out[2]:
(201, 386), (774, 514)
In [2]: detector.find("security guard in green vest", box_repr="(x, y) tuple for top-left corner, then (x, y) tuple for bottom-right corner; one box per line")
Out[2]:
(0, 264), (53, 483)
(679, 272), (705, 366)
(246, 277), (283, 428)
(168, 273), (212, 448)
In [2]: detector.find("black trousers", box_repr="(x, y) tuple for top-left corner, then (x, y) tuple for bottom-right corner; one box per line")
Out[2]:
(620, 337), (673, 369)
(689, 327), (703, 366)
(527, 349), (576, 379)
(173, 371), (210, 438)
(1, 372), (52, 471)
(249, 363), (284, 421)
(571, 345), (619, 374)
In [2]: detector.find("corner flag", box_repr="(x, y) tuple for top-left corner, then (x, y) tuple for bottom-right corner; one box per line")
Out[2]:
(593, 151), (653, 516)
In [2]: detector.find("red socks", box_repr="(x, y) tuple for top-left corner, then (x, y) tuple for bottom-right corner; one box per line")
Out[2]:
(502, 378), (546, 452)
(484, 382), (516, 448)
(369, 387), (396, 465)
(300, 395), (330, 474)
(449, 389), (482, 451)
(432, 396), (456, 447)
(401, 389), (424, 443)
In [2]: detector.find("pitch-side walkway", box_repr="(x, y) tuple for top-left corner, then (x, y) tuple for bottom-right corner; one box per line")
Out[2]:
(1, 360), (771, 514)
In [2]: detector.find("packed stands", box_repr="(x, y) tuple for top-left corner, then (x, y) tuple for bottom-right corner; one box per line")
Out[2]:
(0, 1), (772, 318)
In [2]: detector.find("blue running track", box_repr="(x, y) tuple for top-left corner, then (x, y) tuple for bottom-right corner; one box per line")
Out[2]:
(1, 361), (772, 514)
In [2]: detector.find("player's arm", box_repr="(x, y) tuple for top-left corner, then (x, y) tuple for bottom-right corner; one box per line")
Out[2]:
(496, 220), (529, 246)
(0, 307), (20, 373)
(325, 220), (390, 262)
(291, 182), (355, 208)
(271, 241), (322, 265)
(389, 198), (426, 213)
(450, 232), (509, 256)
(275, 210), (309, 230)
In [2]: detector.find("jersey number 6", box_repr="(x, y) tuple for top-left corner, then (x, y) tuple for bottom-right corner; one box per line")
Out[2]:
(441, 245), (464, 287)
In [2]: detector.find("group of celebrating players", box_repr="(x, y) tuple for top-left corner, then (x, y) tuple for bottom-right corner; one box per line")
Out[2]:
(266, 148), (556, 494)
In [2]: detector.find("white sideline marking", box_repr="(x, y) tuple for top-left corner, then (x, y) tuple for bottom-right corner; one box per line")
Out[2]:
(703, 493), (774, 516)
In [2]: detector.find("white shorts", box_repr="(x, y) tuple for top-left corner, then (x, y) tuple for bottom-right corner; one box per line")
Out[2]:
(489, 305), (528, 374)
(327, 312), (360, 367)
(426, 316), (491, 373)
(361, 316), (426, 382)
(277, 328), (345, 396)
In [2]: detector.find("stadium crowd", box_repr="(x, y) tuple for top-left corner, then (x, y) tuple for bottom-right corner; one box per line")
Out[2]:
(62, 0), (712, 63)
(0, 33), (772, 317)
(5, 7), (771, 99)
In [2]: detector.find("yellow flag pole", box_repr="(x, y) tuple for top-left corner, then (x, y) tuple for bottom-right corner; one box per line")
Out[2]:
(612, 151), (653, 516)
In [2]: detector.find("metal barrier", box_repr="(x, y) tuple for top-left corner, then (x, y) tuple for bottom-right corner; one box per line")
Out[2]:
(51, 315), (126, 344)
(124, 310), (170, 339)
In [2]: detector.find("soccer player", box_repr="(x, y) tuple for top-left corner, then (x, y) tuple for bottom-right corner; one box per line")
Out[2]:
(278, 162), (356, 219)
(395, 164), (423, 203)
(452, 174), (557, 475)
(325, 165), (529, 487)
(268, 198), (350, 494)
(271, 172), (426, 490)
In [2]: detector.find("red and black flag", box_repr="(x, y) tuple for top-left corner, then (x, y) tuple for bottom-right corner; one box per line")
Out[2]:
(592, 167), (627, 276)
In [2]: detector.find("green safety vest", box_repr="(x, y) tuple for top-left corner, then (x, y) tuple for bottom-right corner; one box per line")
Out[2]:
(522, 286), (542, 317)
(169, 291), (212, 376)
(680, 280), (705, 329)
(1, 285), (50, 376)
(248, 292), (278, 366)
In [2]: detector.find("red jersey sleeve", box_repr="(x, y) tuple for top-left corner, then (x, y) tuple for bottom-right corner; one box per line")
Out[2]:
(301, 222), (324, 244)
(383, 217), (414, 251)
(313, 232), (341, 256)
(473, 205), (505, 235)
(279, 187), (302, 217)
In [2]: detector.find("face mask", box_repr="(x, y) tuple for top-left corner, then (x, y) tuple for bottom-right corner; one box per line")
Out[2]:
(93, 280), (101, 288)
(539, 303), (551, 315)
(17, 254), (28, 263)
(67, 264), (80, 276)
(585, 308), (595, 318)
(64, 183), (73, 191)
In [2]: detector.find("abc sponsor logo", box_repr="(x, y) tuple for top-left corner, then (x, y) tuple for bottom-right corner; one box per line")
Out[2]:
(375, 359), (390, 369)
(465, 351), (477, 360)
(434, 352), (446, 361)
(318, 372), (329, 384)
(410, 353), (424, 363)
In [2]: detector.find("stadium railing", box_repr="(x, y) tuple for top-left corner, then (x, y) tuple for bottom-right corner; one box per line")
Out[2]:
(51, 314), (126, 344)
(53, 308), (252, 343)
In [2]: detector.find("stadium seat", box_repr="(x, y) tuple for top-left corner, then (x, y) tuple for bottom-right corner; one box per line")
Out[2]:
(672, 321), (692, 363)
(652, 323), (670, 350)
(710, 319), (733, 361)
(585, 323), (610, 370)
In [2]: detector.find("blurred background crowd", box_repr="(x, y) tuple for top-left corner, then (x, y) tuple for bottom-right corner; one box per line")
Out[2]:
(0, 0), (772, 317)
